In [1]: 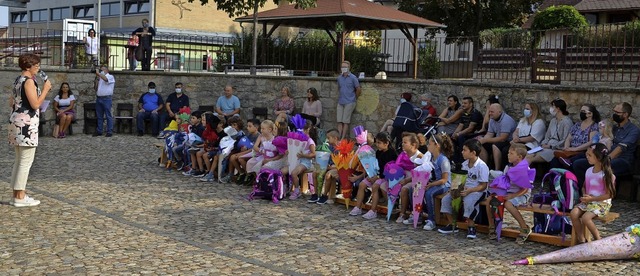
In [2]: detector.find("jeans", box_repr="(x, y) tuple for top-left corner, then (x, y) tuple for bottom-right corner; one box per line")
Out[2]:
(128, 57), (137, 71)
(424, 185), (449, 222)
(137, 111), (160, 135)
(95, 96), (113, 134)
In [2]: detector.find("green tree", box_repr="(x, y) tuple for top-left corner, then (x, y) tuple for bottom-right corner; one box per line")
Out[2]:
(398, 0), (542, 41)
(531, 5), (588, 31)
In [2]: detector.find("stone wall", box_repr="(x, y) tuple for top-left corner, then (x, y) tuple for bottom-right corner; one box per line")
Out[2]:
(2, 68), (640, 136)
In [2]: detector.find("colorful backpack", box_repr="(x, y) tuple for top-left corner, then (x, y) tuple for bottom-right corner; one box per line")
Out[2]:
(247, 168), (285, 204)
(532, 168), (579, 239)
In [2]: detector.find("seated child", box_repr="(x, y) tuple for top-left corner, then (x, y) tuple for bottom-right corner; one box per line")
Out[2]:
(200, 117), (227, 182)
(179, 111), (204, 175)
(417, 133), (428, 154)
(570, 143), (615, 243)
(245, 120), (280, 181)
(219, 116), (247, 183)
(194, 113), (221, 179)
(313, 129), (340, 204)
(350, 132), (398, 219)
(438, 139), (489, 239)
(484, 143), (534, 243)
(395, 132), (423, 223)
(288, 121), (318, 200)
(230, 118), (261, 185)
(420, 133), (453, 230)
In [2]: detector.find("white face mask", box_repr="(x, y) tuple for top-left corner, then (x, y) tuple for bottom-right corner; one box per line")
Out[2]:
(549, 107), (557, 116)
(341, 67), (348, 74)
(149, 89), (156, 93)
(175, 88), (182, 93)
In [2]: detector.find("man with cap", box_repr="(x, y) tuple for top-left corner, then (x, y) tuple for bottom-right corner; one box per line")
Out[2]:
(136, 81), (164, 136)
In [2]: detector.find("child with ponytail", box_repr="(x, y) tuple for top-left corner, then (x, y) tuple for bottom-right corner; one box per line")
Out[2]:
(420, 133), (454, 230)
(570, 142), (615, 243)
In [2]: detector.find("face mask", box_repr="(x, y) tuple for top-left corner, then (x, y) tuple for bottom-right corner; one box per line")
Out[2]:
(341, 67), (348, 74)
(99, 71), (105, 75)
(143, 23), (149, 28)
(549, 107), (557, 116)
(523, 109), (532, 118)
(175, 88), (182, 93)
(612, 114), (624, 124)
(579, 112), (587, 121)
(149, 89), (156, 93)
(421, 101), (428, 106)
(400, 98), (407, 104)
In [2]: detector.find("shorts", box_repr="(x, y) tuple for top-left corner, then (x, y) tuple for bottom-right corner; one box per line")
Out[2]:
(482, 141), (510, 156)
(508, 192), (530, 207)
(336, 102), (356, 124)
(440, 191), (486, 219)
(326, 168), (338, 179)
(299, 158), (313, 170)
(576, 200), (611, 217)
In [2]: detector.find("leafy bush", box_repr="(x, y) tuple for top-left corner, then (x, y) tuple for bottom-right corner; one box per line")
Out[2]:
(531, 5), (588, 31)
(479, 27), (532, 48)
(418, 44), (440, 79)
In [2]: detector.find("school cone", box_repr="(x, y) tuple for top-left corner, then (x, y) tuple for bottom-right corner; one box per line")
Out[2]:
(513, 225), (640, 265)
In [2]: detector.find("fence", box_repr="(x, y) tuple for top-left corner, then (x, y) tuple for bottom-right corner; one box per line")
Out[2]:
(3, 23), (640, 86)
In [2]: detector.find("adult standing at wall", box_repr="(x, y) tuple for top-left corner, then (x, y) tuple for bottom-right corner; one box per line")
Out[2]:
(336, 60), (361, 139)
(132, 19), (156, 71)
(94, 64), (115, 137)
(83, 28), (99, 71)
(8, 54), (51, 207)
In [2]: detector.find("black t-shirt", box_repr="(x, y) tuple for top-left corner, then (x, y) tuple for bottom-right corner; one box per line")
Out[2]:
(460, 108), (483, 132)
(132, 27), (156, 49)
(376, 149), (398, 178)
(165, 93), (190, 114)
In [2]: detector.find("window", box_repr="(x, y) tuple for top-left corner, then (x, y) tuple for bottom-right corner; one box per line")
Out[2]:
(51, 7), (70, 21)
(74, 5), (95, 18)
(11, 12), (27, 23)
(101, 2), (121, 16)
(125, 1), (150, 15)
(30, 9), (47, 22)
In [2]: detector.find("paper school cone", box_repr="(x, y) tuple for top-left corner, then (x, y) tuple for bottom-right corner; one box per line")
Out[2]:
(489, 195), (506, 241)
(287, 138), (309, 174)
(411, 170), (431, 228)
(513, 225), (640, 265)
(338, 168), (355, 209)
(384, 163), (405, 221)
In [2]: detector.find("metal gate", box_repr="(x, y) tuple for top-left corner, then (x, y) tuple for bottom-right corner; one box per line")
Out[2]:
(531, 49), (561, 84)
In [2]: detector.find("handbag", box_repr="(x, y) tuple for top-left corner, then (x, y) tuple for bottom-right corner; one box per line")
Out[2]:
(553, 150), (581, 159)
(52, 124), (59, 138)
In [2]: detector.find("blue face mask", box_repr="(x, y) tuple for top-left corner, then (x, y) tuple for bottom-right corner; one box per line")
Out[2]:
(149, 89), (156, 93)
(524, 109), (531, 118)
(400, 98), (407, 104)
(421, 101), (428, 106)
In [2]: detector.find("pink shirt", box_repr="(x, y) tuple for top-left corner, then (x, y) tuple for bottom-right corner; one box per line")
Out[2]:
(584, 167), (614, 197)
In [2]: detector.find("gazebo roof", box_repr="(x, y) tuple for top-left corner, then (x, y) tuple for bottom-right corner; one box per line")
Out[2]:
(235, 0), (444, 30)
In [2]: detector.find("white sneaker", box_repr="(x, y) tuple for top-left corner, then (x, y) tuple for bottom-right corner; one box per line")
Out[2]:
(335, 194), (345, 199)
(9, 197), (14, 206)
(362, 210), (377, 220)
(182, 169), (192, 176)
(13, 195), (40, 207)
(402, 217), (414, 225)
(349, 207), (362, 216)
(423, 220), (436, 231)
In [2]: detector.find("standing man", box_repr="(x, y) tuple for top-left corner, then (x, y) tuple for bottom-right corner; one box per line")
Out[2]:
(137, 82), (164, 136)
(94, 64), (115, 137)
(336, 60), (361, 139)
(160, 82), (190, 131)
(214, 85), (241, 120)
(478, 103), (516, 170)
(132, 19), (156, 71)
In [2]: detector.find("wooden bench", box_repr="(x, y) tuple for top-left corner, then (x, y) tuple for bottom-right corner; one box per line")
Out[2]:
(334, 197), (399, 217)
(153, 142), (167, 168)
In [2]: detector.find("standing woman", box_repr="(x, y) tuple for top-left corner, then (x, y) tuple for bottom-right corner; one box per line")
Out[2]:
(273, 86), (295, 122)
(301, 87), (322, 126)
(53, 82), (77, 138)
(83, 28), (99, 70)
(8, 54), (51, 207)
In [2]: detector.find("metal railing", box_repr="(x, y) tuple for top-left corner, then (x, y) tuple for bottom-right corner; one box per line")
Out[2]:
(3, 23), (640, 86)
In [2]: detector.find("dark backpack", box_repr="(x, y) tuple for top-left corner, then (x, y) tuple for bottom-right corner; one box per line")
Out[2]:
(531, 168), (579, 239)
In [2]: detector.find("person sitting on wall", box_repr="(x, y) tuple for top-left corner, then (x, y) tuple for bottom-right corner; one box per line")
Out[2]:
(214, 85), (241, 120)
(136, 82), (164, 136)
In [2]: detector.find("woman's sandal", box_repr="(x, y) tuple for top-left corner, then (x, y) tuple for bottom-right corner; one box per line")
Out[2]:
(488, 226), (497, 240)
(516, 227), (532, 244)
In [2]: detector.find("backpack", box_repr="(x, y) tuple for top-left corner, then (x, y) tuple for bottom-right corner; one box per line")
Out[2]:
(535, 168), (579, 211)
(247, 168), (285, 204)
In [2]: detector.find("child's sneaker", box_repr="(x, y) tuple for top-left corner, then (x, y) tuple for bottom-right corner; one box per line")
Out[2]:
(235, 173), (246, 185)
(395, 215), (405, 223)
(349, 207), (362, 216)
(423, 220), (436, 231)
(13, 195), (40, 207)
(219, 175), (231, 183)
(199, 172), (215, 182)
(362, 210), (377, 220)
(307, 194), (319, 203)
(192, 171), (205, 178)
(402, 217), (414, 225)
(182, 169), (193, 176)
(466, 226), (477, 239)
(316, 195), (329, 204)
(438, 224), (459, 234)
(289, 188), (301, 200)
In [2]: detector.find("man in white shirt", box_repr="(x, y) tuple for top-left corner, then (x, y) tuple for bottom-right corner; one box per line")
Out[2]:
(94, 64), (115, 137)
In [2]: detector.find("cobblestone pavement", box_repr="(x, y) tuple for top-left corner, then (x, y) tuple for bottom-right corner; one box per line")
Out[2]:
(1, 135), (639, 275)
